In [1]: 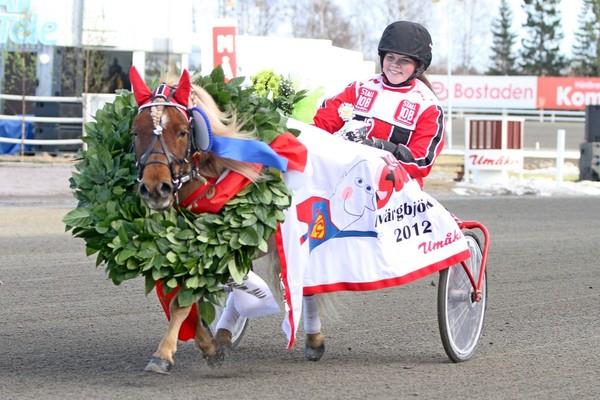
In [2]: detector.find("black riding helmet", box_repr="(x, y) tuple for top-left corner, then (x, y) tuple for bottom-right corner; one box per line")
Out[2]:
(378, 21), (433, 80)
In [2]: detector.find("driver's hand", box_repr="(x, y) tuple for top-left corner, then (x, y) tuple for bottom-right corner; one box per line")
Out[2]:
(342, 129), (366, 143)
(360, 138), (376, 147)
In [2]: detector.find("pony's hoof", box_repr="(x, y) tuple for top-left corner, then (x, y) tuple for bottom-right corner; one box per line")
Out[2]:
(144, 356), (173, 374)
(215, 329), (233, 350)
(304, 343), (325, 361)
(204, 346), (226, 369)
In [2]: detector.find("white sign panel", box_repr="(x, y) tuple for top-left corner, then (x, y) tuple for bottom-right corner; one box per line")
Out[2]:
(429, 75), (538, 109)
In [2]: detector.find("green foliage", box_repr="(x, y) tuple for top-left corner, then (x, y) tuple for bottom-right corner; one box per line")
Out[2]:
(291, 87), (325, 123)
(252, 70), (282, 98)
(84, 50), (108, 93)
(64, 67), (294, 318)
(196, 67), (304, 139)
(571, 0), (600, 76)
(250, 69), (308, 119)
(2, 50), (37, 96)
(487, 0), (519, 75)
(519, 0), (566, 76)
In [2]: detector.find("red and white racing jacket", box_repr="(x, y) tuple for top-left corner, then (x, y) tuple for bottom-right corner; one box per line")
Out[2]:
(313, 75), (445, 186)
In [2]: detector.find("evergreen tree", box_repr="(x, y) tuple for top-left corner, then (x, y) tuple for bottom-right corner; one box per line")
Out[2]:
(487, 0), (519, 75)
(519, 0), (566, 76)
(571, 0), (600, 76)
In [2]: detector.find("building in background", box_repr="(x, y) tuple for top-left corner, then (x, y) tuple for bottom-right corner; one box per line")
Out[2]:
(0, 0), (195, 100)
(0, 0), (373, 113)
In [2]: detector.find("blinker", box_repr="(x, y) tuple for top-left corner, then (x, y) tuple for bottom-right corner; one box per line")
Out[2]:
(189, 107), (213, 152)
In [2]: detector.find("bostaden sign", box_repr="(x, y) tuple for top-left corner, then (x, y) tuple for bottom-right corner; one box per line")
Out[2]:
(428, 74), (600, 111)
(429, 75), (538, 109)
(0, 0), (57, 47)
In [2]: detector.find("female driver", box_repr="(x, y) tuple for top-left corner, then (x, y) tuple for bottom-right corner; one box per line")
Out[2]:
(313, 20), (444, 187)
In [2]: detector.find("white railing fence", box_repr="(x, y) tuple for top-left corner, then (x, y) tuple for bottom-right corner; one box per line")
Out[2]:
(0, 93), (116, 152)
(0, 94), (84, 150)
(447, 107), (585, 123)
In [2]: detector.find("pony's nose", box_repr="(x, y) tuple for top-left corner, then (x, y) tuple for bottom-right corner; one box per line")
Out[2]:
(139, 181), (173, 200)
(139, 182), (150, 198)
(158, 181), (173, 198)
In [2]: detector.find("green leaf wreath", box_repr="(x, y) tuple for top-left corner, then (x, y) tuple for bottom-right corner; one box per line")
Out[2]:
(64, 67), (305, 317)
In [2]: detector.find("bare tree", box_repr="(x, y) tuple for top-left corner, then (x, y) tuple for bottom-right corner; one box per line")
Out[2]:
(350, 9), (381, 62)
(236, 0), (286, 36)
(454, 0), (493, 73)
(374, 0), (424, 23)
(287, 0), (356, 49)
(349, 0), (432, 62)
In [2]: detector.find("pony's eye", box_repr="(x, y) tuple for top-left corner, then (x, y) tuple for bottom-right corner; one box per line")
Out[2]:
(178, 130), (189, 138)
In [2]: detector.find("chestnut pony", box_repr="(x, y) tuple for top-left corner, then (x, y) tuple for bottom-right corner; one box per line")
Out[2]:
(130, 67), (326, 374)
(130, 67), (263, 374)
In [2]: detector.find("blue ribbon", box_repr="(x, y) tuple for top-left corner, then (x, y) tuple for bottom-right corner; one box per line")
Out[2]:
(212, 135), (288, 172)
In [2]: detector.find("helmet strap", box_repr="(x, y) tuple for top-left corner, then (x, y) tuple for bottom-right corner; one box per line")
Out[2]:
(409, 65), (425, 82)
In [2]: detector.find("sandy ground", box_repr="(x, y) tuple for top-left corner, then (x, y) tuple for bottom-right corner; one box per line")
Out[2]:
(2, 156), (599, 399)
(1, 196), (599, 399)
(0, 155), (76, 204)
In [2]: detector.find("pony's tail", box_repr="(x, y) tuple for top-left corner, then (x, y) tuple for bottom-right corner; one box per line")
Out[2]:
(252, 240), (284, 306)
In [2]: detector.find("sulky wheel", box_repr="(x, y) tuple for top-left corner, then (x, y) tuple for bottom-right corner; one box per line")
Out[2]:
(437, 232), (487, 362)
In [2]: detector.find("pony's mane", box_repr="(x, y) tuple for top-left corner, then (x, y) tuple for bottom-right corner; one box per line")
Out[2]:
(160, 73), (261, 181)
(190, 85), (262, 181)
(190, 85), (257, 140)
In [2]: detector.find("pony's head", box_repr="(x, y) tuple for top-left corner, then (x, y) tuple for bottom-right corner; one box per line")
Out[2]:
(130, 67), (260, 211)
(130, 66), (193, 210)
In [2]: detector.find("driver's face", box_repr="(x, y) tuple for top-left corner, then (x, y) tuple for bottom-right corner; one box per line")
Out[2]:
(382, 52), (416, 85)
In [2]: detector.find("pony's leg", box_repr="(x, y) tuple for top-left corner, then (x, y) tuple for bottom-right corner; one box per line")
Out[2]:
(303, 295), (325, 361)
(213, 293), (239, 349)
(144, 299), (192, 374)
(194, 302), (225, 368)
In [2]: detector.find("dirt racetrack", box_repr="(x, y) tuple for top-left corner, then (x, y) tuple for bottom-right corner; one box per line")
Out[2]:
(1, 160), (599, 400)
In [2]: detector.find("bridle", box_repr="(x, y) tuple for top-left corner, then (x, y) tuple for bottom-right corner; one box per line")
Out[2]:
(130, 67), (289, 205)
(134, 84), (202, 193)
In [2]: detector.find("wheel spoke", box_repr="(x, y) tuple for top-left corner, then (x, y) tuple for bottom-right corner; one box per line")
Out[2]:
(439, 233), (487, 361)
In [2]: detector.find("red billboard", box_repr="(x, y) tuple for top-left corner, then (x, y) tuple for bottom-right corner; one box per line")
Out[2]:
(212, 26), (237, 80)
(537, 77), (600, 110)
